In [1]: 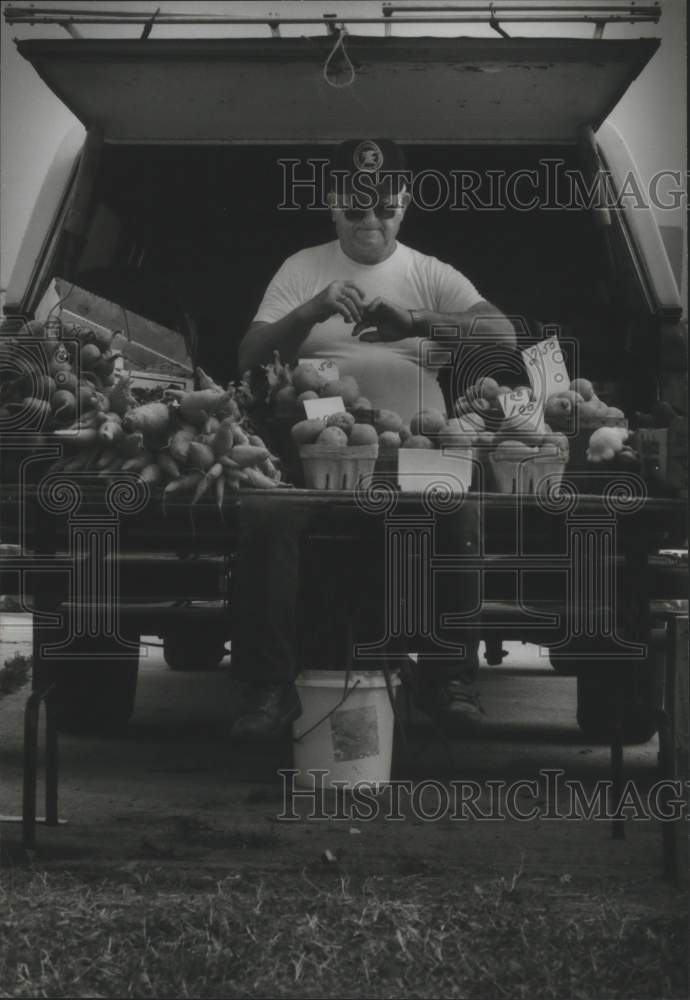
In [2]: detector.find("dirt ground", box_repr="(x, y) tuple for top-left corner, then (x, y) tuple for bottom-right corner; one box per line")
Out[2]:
(1, 622), (687, 997)
(1, 622), (687, 893)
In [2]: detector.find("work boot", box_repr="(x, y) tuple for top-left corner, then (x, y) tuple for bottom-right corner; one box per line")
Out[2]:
(231, 681), (302, 742)
(414, 676), (485, 729)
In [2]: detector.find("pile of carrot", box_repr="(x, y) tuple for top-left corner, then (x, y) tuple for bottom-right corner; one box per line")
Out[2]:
(0, 320), (285, 510)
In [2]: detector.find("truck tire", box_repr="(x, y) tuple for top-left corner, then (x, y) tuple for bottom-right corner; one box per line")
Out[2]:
(575, 661), (660, 745)
(33, 630), (140, 735)
(163, 628), (228, 671)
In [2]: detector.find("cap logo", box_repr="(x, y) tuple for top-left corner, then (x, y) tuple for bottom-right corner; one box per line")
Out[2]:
(353, 140), (384, 173)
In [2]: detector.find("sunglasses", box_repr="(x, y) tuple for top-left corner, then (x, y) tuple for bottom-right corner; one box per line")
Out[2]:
(341, 203), (400, 221)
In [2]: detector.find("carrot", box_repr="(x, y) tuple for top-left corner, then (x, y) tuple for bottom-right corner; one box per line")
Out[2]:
(215, 474), (226, 516)
(123, 402), (170, 436)
(232, 426), (250, 446)
(178, 422), (199, 437)
(188, 407), (210, 429)
(96, 448), (117, 470)
(118, 431), (145, 457)
(9, 397), (51, 421)
(59, 410), (99, 433)
(229, 444), (269, 468)
(47, 455), (70, 474)
(157, 453), (181, 481)
(212, 423), (236, 457)
(261, 456), (281, 482)
(162, 470), (204, 514)
(240, 466), (280, 490)
(248, 434), (266, 448)
(224, 470), (245, 491)
(122, 451), (152, 473)
(97, 454), (125, 476)
(202, 415), (220, 436)
(218, 455), (240, 470)
(61, 444), (101, 472)
(138, 463), (162, 486)
(163, 470), (203, 496)
(53, 426), (99, 447)
(191, 461), (223, 506)
(168, 428), (196, 464)
(216, 396), (242, 422)
(99, 420), (124, 446)
(187, 441), (216, 472)
(164, 388), (231, 424)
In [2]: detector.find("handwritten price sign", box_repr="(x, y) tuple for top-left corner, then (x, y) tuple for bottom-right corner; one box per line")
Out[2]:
(498, 388), (532, 418)
(521, 337), (570, 403)
(498, 389), (546, 435)
(299, 358), (340, 382)
(303, 396), (346, 421)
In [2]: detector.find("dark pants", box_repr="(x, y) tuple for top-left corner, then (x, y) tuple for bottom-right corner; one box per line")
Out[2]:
(230, 501), (480, 686)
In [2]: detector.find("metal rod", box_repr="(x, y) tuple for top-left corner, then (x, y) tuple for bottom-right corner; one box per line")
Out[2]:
(22, 691), (41, 851)
(610, 678), (625, 841)
(44, 698), (59, 827)
(8, 2), (662, 13)
(385, 3), (659, 12)
(659, 615), (682, 881)
(3, 6), (662, 25)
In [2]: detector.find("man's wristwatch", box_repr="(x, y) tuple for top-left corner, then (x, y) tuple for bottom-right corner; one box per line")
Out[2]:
(408, 309), (423, 336)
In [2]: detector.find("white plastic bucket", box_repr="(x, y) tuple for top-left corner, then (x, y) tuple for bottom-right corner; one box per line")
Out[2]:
(292, 670), (400, 790)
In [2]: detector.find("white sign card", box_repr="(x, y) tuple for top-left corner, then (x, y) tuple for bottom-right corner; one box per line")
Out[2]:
(521, 336), (570, 402)
(497, 390), (546, 436)
(303, 396), (346, 421)
(498, 387), (532, 418)
(299, 358), (340, 382)
(398, 449), (473, 494)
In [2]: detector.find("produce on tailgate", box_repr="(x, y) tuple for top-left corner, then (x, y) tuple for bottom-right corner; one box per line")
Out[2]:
(0, 320), (285, 506)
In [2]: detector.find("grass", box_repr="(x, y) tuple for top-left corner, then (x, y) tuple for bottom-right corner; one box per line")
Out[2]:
(0, 653), (31, 698)
(0, 866), (686, 999)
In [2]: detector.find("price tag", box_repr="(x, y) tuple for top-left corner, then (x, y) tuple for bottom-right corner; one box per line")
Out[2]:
(299, 358), (340, 382)
(498, 388), (532, 419)
(498, 389), (546, 435)
(521, 337), (570, 403)
(303, 396), (346, 421)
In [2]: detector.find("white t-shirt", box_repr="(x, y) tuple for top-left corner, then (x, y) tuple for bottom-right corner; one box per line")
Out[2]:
(253, 240), (483, 423)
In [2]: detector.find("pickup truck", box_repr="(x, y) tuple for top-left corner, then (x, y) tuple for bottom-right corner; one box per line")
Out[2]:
(1, 6), (686, 741)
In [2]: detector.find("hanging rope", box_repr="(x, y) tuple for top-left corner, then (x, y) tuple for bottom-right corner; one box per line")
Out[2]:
(323, 27), (356, 89)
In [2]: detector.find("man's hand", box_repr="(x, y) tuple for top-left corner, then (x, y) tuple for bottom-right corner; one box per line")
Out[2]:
(310, 281), (367, 324)
(352, 298), (415, 343)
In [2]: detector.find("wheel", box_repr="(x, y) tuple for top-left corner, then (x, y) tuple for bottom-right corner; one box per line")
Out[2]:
(575, 659), (660, 745)
(33, 628), (140, 735)
(163, 628), (228, 671)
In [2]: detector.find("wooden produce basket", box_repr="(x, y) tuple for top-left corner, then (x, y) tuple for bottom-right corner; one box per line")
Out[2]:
(299, 444), (379, 490)
(489, 447), (566, 494)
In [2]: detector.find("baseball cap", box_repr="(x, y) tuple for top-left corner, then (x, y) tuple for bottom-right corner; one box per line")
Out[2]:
(328, 138), (409, 199)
